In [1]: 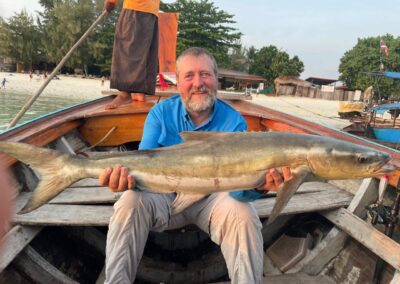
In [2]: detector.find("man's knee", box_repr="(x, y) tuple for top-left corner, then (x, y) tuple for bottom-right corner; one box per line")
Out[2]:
(113, 190), (142, 212)
(214, 195), (262, 230)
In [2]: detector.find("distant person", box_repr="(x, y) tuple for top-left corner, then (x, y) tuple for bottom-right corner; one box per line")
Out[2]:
(29, 71), (33, 80)
(44, 72), (48, 79)
(101, 76), (106, 86)
(1, 78), (6, 89)
(104, 0), (160, 109)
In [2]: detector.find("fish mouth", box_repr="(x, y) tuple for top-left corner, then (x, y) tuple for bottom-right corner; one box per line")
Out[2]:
(372, 159), (398, 176)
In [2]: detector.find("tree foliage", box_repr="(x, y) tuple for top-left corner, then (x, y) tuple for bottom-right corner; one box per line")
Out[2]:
(339, 35), (400, 97)
(0, 0), (305, 81)
(160, 0), (242, 67)
(0, 10), (42, 69)
(248, 45), (304, 84)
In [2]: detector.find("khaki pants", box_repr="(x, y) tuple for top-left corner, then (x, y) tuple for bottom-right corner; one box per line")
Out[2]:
(105, 191), (263, 284)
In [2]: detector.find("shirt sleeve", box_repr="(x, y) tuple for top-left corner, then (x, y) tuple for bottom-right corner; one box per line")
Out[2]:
(229, 190), (264, 202)
(139, 109), (162, 150)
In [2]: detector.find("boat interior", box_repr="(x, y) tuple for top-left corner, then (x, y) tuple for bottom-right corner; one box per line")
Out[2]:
(1, 95), (400, 283)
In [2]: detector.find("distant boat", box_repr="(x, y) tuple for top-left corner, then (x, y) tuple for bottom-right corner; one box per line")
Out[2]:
(369, 102), (400, 144)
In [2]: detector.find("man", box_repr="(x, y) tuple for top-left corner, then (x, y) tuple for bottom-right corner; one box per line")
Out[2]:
(104, 0), (159, 109)
(99, 47), (291, 283)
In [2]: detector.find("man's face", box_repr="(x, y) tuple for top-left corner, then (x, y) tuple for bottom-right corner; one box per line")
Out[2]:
(177, 54), (218, 113)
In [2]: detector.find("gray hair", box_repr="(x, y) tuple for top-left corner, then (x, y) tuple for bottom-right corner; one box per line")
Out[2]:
(176, 47), (218, 77)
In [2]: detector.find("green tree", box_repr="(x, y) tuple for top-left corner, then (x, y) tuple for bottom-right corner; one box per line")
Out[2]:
(40, 0), (97, 75)
(339, 35), (400, 98)
(249, 45), (304, 83)
(0, 10), (42, 70)
(226, 41), (249, 72)
(160, 0), (242, 67)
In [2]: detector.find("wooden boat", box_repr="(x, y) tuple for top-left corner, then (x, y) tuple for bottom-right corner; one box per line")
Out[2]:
(342, 103), (400, 151)
(1, 93), (400, 284)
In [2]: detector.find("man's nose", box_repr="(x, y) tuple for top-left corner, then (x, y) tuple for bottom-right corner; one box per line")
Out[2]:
(192, 74), (203, 88)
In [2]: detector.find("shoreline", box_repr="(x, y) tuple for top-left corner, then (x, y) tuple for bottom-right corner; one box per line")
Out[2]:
(0, 72), (350, 130)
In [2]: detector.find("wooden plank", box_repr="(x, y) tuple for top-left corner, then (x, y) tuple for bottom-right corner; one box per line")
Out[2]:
(0, 120), (81, 167)
(17, 181), (333, 206)
(13, 245), (78, 284)
(254, 187), (352, 218)
(70, 178), (100, 187)
(215, 272), (335, 284)
(322, 207), (400, 271)
(390, 271), (400, 284)
(13, 183), (351, 226)
(13, 204), (114, 226)
(287, 178), (378, 275)
(17, 188), (118, 206)
(0, 225), (42, 272)
(78, 113), (147, 146)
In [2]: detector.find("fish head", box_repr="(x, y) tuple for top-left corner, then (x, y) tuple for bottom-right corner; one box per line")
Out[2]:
(307, 140), (396, 179)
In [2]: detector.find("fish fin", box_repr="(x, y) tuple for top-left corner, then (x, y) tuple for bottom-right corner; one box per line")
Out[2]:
(171, 192), (208, 215)
(267, 165), (311, 225)
(180, 131), (234, 141)
(0, 141), (88, 214)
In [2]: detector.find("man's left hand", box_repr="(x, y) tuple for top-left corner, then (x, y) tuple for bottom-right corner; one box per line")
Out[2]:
(257, 167), (291, 192)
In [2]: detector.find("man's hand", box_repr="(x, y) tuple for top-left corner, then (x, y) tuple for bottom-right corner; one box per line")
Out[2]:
(104, 0), (116, 13)
(99, 164), (135, 192)
(257, 167), (291, 192)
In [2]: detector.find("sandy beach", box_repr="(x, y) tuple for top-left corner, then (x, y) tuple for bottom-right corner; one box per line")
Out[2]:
(0, 72), (351, 130)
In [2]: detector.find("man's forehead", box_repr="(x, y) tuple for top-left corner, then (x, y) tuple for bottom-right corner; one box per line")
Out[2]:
(179, 55), (214, 72)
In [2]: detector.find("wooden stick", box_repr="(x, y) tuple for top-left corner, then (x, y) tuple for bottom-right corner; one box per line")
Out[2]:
(7, 10), (108, 129)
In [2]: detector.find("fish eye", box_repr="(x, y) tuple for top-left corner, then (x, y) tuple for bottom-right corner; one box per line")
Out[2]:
(358, 156), (370, 163)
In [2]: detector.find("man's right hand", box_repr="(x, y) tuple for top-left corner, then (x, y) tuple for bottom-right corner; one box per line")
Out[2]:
(104, 0), (116, 13)
(99, 164), (135, 192)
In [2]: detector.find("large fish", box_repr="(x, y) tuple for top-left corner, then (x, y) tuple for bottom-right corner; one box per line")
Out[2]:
(0, 132), (395, 224)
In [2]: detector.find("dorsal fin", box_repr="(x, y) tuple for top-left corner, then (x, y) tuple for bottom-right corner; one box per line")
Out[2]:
(179, 131), (234, 141)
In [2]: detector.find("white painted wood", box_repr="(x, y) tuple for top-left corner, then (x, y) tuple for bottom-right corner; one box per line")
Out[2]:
(254, 186), (352, 218)
(96, 265), (106, 284)
(13, 245), (78, 284)
(263, 252), (282, 275)
(54, 136), (76, 154)
(0, 225), (42, 272)
(390, 270), (400, 284)
(13, 204), (114, 226)
(13, 183), (352, 226)
(323, 207), (400, 271)
(287, 177), (378, 275)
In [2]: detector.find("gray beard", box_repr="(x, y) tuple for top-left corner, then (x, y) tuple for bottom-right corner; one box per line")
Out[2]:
(186, 93), (215, 112)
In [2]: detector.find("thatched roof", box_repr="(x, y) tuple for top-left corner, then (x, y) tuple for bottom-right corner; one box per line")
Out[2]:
(274, 76), (312, 88)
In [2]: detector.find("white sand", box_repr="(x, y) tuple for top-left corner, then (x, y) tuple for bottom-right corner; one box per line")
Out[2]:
(1, 72), (351, 130)
(0, 72), (108, 100)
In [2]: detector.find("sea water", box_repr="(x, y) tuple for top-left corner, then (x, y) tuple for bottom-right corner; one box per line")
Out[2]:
(0, 89), (83, 132)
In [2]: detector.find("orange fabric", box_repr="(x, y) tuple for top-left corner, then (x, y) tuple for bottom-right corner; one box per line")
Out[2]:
(107, 0), (159, 16)
(124, 0), (159, 16)
(158, 13), (179, 72)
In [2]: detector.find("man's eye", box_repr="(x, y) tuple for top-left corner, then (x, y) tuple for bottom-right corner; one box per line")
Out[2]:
(201, 73), (210, 77)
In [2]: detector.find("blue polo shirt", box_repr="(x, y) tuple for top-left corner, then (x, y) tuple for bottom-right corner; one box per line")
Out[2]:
(139, 95), (263, 202)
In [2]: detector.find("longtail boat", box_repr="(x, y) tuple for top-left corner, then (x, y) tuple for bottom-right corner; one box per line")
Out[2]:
(0, 93), (400, 284)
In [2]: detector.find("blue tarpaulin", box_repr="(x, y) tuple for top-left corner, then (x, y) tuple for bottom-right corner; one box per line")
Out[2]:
(383, 71), (400, 80)
(370, 102), (400, 113)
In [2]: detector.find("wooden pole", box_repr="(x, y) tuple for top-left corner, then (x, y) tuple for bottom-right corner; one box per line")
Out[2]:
(8, 10), (108, 129)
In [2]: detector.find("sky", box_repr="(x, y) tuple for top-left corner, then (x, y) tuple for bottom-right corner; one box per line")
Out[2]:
(1, 0), (399, 79)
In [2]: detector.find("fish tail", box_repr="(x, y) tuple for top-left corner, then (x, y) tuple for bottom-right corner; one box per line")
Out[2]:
(0, 141), (89, 214)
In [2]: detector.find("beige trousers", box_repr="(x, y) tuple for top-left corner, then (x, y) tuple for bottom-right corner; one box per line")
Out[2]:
(105, 190), (263, 284)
